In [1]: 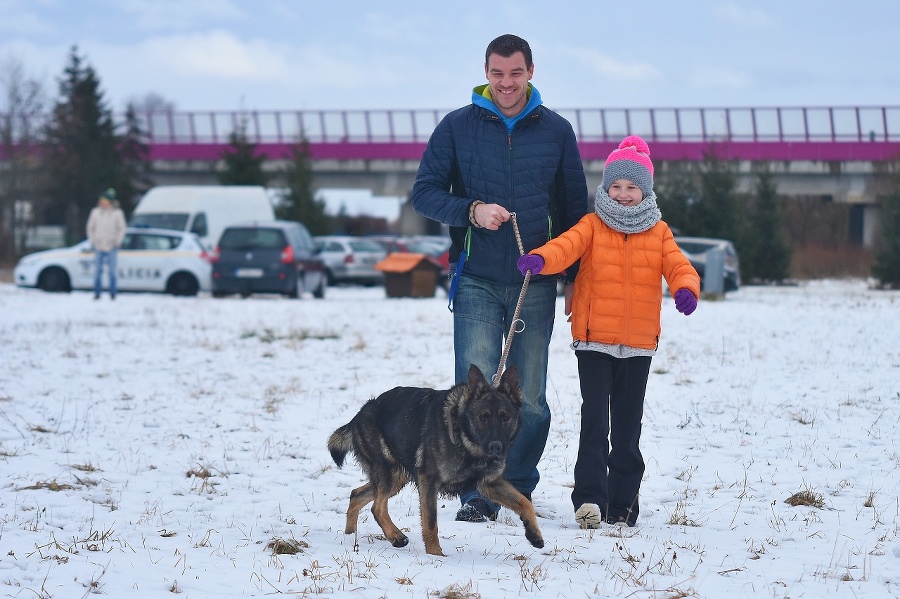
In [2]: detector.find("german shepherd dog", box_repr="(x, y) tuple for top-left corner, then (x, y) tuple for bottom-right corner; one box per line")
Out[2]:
(328, 364), (544, 556)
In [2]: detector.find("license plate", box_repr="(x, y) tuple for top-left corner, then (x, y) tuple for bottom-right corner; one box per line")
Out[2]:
(235, 268), (264, 278)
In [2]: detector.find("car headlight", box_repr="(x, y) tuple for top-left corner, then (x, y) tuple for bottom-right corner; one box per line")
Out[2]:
(17, 255), (41, 268)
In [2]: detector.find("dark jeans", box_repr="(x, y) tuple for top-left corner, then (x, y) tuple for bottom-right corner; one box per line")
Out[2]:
(571, 350), (651, 525)
(453, 276), (557, 510)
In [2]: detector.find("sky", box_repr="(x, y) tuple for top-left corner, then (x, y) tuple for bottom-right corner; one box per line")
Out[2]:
(1, 0), (900, 114)
(1, 278), (899, 598)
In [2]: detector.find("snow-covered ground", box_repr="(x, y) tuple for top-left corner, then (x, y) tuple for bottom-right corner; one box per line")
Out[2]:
(1, 279), (898, 598)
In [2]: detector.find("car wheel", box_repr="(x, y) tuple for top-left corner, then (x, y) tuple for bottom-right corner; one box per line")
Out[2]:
(287, 281), (300, 298)
(212, 291), (228, 298)
(38, 267), (71, 292)
(166, 272), (199, 296)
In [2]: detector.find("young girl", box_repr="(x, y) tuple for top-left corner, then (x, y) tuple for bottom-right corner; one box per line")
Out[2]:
(516, 135), (700, 528)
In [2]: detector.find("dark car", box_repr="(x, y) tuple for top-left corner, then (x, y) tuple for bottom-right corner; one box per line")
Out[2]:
(674, 236), (742, 292)
(210, 221), (326, 298)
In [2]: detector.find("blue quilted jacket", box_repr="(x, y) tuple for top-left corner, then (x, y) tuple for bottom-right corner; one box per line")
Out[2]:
(410, 85), (589, 286)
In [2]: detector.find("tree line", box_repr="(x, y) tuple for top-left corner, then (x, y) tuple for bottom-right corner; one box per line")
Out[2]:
(0, 47), (328, 262)
(1, 48), (898, 287)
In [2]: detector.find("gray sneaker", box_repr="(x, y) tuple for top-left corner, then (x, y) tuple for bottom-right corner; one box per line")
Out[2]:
(575, 503), (603, 529)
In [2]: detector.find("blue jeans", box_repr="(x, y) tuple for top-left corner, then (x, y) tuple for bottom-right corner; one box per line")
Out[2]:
(453, 275), (557, 509)
(93, 249), (118, 297)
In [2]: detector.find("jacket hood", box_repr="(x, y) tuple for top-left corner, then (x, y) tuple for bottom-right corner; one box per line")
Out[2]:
(471, 83), (542, 132)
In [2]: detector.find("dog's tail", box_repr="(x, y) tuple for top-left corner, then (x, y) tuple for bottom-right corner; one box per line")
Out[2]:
(327, 424), (353, 468)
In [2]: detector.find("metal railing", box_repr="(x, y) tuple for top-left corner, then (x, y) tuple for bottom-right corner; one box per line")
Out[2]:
(3, 106), (900, 162)
(133, 106), (900, 145)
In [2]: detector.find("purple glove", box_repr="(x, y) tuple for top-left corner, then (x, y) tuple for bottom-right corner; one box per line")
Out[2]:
(674, 288), (697, 315)
(517, 254), (544, 276)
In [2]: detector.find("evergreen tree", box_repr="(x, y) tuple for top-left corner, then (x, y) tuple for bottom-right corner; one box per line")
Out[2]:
(275, 139), (332, 234)
(741, 164), (792, 283)
(692, 147), (740, 241)
(217, 119), (268, 186)
(43, 46), (121, 242)
(872, 164), (900, 288)
(118, 104), (154, 214)
(654, 161), (699, 234)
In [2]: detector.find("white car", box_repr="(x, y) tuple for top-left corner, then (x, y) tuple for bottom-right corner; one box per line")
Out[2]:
(13, 227), (212, 296)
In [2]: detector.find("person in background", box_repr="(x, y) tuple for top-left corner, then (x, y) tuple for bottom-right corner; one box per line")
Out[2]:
(516, 135), (700, 528)
(86, 188), (126, 300)
(411, 34), (589, 522)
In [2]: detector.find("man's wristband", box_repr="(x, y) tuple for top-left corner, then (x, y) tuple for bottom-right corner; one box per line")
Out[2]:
(468, 200), (484, 228)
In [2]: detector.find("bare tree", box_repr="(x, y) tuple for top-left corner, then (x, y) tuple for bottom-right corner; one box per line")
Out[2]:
(0, 54), (46, 260)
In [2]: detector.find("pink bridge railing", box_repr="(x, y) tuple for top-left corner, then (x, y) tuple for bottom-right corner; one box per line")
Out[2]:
(5, 106), (900, 163)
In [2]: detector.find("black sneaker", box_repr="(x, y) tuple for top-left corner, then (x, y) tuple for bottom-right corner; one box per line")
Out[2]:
(455, 498), (497, 522)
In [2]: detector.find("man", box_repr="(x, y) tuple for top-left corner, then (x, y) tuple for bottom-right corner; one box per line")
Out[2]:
(86, 188), (127, 299)
(410, 34), (588, 522)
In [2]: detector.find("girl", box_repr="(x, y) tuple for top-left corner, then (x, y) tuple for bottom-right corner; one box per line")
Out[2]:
(516, 135), (700, 528)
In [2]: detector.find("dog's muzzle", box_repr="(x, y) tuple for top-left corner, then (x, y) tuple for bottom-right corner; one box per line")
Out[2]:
(487, 441), (504, 456)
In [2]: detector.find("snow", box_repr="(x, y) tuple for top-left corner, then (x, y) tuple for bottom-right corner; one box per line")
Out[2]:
(0, 279), (898, 598)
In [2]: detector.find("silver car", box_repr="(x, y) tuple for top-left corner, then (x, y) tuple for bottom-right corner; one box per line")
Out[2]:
(674, 236), (741, 292)
(313, 235), (387, 286)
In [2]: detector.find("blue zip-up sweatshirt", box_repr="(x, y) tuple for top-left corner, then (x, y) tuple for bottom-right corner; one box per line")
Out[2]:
(410, 84), (589, 286)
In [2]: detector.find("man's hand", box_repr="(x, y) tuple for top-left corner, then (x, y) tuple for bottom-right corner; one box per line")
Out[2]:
(473, 202), (510, 230)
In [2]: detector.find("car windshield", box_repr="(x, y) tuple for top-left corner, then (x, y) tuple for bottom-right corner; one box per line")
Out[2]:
(676, 241), (718, 255)
(348, 240), (386, 252)
(130, 213), (190, 231)
(219, 228), (286, 250)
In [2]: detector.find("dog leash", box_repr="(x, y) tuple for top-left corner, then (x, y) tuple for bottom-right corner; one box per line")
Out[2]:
(492, 212), (530, 388)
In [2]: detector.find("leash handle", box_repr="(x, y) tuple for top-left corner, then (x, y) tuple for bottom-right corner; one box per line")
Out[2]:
(493, 213), (530, 387)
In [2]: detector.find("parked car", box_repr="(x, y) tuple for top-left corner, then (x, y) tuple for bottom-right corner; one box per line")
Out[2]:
(313, 235), (387, 286)
(210, 221), (326, 299)
(13, 227), (212, 296)
(674, 236), (742, 292)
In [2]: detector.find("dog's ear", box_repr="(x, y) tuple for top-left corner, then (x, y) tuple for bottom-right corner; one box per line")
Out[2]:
(467, 363), (489, 394)
(444, 385), (466, 445)
(497, 365), (523, 407)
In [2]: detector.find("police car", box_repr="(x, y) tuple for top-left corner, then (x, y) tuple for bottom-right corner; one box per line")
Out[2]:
(13, 227), (212, 296)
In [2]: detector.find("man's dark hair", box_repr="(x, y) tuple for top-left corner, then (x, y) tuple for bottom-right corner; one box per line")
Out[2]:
(485, 34), (532, 69)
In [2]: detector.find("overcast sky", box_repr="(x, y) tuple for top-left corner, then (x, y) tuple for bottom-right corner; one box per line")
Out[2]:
(2, 0), (899, 114)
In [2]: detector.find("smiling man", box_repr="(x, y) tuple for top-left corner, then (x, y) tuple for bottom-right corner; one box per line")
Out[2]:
(411, 34), (589, 524)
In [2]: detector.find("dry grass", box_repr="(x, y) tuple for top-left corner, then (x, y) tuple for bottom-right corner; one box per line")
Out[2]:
(17, 479), (75, 492)
(785, 488), (825, 508)
(266, 537), (310, 555)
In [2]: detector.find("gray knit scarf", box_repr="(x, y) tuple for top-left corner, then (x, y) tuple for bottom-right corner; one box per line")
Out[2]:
(594, 187), (662, 234)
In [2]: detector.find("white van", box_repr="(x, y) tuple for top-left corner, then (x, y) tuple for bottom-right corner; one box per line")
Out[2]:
(130, 185), (275, 248)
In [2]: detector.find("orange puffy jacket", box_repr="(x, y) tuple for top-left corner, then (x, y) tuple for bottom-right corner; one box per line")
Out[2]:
(532, 213), (700, 350)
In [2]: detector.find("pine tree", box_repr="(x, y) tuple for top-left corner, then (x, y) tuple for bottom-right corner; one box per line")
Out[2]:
(872, 164), (900, 288)
(654, 161), (699, 234)
(275, 139), (332, 234)
(43, 46), (121, 242)
(217, 119), (268, 186)
(117, 104), (154, 214)
(741, 165), (792, 283)
(692, 148), (740, 241)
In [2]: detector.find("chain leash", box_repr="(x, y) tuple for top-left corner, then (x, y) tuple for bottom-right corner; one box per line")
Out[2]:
(492, 212), (530, 387)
